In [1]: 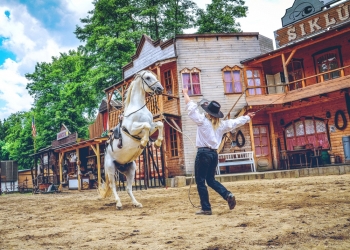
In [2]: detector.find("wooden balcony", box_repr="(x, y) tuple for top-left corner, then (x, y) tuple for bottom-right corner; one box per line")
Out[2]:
(246, 65), (350, 106)
(89, 93), (180, 139)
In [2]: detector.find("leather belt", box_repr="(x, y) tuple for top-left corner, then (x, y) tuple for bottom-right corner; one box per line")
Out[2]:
(198, 147), (217, 152)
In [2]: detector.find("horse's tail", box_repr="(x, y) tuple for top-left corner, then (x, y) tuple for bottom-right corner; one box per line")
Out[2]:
(98, 175), (112, 199)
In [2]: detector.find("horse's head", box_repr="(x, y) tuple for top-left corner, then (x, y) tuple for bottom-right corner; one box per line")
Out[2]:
(137, 70), (163, 95)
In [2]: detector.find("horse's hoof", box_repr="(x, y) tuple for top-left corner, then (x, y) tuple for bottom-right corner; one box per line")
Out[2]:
(116, 206), (122, 210)
(134, 203), (143, 208)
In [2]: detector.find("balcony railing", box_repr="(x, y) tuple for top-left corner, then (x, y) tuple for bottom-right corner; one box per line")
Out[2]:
(245, 64), (350, 96)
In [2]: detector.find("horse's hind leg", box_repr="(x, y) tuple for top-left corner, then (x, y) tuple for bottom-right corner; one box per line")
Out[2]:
(108, 172), (123, 209)
(105, 155), (123, 209)
(125, 162), (142, 207)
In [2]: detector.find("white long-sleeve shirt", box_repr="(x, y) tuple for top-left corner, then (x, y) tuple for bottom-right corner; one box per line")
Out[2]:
(186, 100), (250, 149)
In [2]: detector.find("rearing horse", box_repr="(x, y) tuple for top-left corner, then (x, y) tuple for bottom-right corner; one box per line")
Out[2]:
(99, 70), (164, 209)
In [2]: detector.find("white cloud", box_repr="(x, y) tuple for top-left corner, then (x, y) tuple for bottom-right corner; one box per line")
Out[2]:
(0, 1), (93, 120)
(0, 59), (33, 119)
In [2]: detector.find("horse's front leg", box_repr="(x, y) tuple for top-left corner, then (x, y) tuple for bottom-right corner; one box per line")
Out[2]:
(150, 121), (164, 148)
(125, 162), (142, 207)
(130, 121), (151, 148)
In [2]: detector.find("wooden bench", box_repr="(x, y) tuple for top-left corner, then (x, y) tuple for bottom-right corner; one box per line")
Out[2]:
(216, 151), (256, 175)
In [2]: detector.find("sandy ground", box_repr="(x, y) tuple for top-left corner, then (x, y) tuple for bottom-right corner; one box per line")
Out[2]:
(1, 174), (350, 250)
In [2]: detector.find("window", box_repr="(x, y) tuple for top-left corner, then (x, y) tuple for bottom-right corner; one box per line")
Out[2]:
(313, 47), (342, 82)
(285, 118), (329, 151)
(287, 59), (304, 90)
(222, 65), (243, 93)
(245, 68), (263, 95)
(180, 67), (202, 96)
(169, 127), (178, 157)
(164, 70), (173, 95)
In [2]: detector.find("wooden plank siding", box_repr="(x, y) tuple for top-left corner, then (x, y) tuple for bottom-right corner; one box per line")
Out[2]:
(88, 113), (104, 139)
(176, 35), (274, 174)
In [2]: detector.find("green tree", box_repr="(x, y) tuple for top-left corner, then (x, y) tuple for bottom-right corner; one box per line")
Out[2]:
(26, 50), (95, 149)
(2, 112), (33, 169)
(196, 0), (248, 33)
(161, 0), (198, 38)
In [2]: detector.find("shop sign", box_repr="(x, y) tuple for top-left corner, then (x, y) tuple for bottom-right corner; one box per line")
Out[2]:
(275, 1), (350, 48)
(281, 0), (342, 27)
(57, 130), (69, 140)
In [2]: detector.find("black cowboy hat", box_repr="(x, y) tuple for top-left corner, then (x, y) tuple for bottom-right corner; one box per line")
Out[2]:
(201, 101), (224, 118)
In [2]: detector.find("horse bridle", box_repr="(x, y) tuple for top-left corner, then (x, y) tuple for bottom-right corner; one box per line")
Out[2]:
(124, 71), (160, 118)
(137, 71), (160, 95)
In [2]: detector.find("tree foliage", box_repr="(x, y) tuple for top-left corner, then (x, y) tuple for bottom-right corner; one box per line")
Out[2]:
(2, 0), (249, 169)
(196, 0), (248, 33)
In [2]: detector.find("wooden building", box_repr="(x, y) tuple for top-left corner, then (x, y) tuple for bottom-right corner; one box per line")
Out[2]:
(89, 33), (274, 176)
(239, 0), (350, 170)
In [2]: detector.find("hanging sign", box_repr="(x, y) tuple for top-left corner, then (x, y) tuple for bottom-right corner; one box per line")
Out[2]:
(275, 1), (350, 48)
(57, 130), (69, 140)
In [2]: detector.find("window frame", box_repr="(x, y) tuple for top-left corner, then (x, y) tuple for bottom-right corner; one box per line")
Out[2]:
(283, 117), (330, 151)
(287, 59), (304, 90)
(180, 67), (202, 96)
(221, 65), (243, 94)
(168, 126), (179, 157)
(243, 67), (265, 95)
(312, 46), (343, 83)
(164, 69), (173, 95)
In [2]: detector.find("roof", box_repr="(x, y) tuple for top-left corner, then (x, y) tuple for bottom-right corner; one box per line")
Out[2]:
(175, 32), (260, 39)
(98, 99), (123, 113)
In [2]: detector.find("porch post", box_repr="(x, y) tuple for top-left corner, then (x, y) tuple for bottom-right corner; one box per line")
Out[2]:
(76, 149), (81, 191)
(269, 113), (278, 169)
(96, 143), (101, 187)
(281, 53), (289, 92)
(58, 152), (63, 191)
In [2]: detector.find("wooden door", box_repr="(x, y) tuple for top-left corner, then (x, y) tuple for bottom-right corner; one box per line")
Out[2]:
(253, 125), (272, 170)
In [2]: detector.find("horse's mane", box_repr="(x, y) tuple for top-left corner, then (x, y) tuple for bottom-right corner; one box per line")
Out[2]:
(124, 80), (135, 109)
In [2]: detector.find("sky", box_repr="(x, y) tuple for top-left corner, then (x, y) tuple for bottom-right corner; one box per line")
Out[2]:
(0, 0), (311, 120)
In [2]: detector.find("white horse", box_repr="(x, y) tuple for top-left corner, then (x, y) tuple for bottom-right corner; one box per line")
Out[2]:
(99, 70), (164, 209)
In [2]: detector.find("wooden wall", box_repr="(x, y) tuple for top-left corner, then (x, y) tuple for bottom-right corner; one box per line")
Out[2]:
(160, 61), (180, 116)
(18, 170), (33, 189)
(176, 35), (273, 174)
(89, 113), (104, 139)
(163, 121), (185, 177)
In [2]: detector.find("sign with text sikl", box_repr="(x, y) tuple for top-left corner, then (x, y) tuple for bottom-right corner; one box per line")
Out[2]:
(281, 0), (342, 27)
(275, 1), (350, 48)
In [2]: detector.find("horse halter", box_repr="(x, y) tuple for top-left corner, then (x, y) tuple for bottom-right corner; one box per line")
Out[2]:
(136, 71), (160, 95)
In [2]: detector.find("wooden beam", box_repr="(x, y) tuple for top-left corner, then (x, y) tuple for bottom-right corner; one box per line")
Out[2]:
(96, 144), (101, 187)
(281, 53), (289, 85)
(285, 49), (297, 65)
(170, 118), (181, 131)
(269, 114), (278, 169)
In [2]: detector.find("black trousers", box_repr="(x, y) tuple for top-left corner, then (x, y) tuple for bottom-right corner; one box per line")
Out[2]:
(195, 148), (230, 211)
